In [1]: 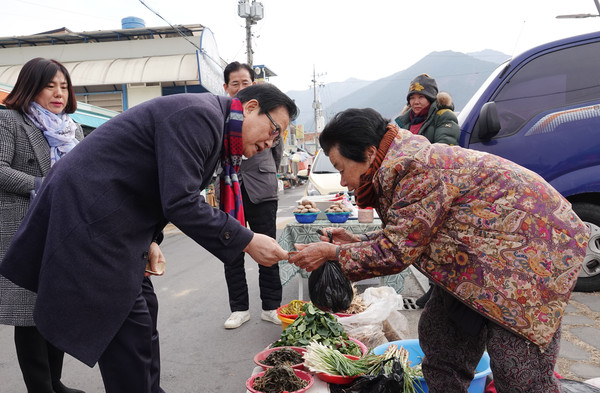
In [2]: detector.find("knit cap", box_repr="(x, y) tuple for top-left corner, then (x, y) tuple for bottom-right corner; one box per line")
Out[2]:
(407, 73), (438, 103)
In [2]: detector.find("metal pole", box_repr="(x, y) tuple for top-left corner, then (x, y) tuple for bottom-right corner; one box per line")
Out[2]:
(245, 17), (253, 66)
(312, 66), (320, 150)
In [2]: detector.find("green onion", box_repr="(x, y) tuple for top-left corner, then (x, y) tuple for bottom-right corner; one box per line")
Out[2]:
(303, 341), (381, 376)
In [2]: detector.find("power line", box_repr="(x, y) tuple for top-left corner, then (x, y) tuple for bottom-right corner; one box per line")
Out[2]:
(137, 0), (200, 51)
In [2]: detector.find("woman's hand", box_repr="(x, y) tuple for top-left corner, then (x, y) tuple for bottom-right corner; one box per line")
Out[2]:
(318, 227), (361, 245)
(244, 233), (289, 267)
(288, 242), (338, 272)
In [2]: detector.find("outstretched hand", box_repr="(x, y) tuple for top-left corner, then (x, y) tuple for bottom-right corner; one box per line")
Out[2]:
(288, 242), (338, 272)
(244, 233), (289, 267)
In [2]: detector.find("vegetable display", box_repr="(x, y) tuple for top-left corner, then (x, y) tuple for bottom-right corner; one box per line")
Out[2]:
(303, 342), (424, 393)
(252, 365), (309, 393)
(271, 303), (362, 357)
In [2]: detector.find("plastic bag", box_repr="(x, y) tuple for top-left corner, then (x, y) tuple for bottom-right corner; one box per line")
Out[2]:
(337, 286), (409, 348)
(308, 260), (353, 313)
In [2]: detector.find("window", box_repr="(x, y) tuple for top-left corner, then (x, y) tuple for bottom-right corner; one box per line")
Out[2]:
(492, 41), (600, 138)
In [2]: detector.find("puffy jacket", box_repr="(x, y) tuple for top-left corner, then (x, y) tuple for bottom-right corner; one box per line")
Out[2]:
(394, 92), (460, 145)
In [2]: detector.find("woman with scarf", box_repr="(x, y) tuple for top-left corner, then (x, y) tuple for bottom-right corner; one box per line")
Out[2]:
(0, 83), (297, 393)
(0, 58), (84, 393)
(289, 108), (588, 393)
(394, 73), (460, 146)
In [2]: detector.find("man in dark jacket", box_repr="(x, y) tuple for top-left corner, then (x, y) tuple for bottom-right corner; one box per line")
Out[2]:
(0, 84), (297, 393)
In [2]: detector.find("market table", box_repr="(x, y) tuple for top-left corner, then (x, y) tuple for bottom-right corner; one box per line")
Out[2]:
(277, 218), (409, 299)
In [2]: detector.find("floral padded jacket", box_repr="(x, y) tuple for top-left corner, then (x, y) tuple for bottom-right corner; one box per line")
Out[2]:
(338, 130), (589, 349)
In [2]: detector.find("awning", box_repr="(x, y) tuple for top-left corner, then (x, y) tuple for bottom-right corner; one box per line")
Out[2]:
(70, 102), (120, 128)
(0, 54), (201, 87)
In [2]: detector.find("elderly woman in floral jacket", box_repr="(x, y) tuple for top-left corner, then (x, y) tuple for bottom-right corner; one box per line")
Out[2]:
(289, 108), (589, 393)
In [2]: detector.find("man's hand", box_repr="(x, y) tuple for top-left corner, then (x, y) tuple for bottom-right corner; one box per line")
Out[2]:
(145, 241), (166, 276)
(244, 233), (289, 267)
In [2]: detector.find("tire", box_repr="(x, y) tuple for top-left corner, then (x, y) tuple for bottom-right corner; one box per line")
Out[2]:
(571, 202), (600, 292)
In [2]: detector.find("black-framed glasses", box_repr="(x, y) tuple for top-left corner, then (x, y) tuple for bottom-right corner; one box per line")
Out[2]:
(265, 112), (281, 141)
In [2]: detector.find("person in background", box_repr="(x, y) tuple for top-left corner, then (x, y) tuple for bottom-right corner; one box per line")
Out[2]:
(395, 73), (460, 145)
(221, 62), (283, 329)
(0, 58), (85, 393)
(289, 108), (588, 393)
(0, 83), (297, 393)
(395, 73), (461, 307)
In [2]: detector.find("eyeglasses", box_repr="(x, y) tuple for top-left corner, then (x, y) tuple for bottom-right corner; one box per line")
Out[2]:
(265, 112), (281, 142)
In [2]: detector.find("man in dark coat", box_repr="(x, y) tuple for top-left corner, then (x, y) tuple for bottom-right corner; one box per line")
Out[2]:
(0, 84), (297, 393)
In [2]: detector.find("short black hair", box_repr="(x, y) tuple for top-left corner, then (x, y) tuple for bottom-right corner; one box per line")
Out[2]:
(4, 57), (77, 114)
(223, 61), (255, 85)
(235, 83), (299, 121)
(319, 108), (389, 162)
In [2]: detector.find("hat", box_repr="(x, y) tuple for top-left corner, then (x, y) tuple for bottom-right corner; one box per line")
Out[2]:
(407, 73), (438, 103)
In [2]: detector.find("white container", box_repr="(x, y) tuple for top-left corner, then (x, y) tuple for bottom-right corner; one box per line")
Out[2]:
(358, 208), (374, 223)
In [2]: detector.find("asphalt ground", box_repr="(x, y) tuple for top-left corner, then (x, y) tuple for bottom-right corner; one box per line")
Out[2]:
(0, 185), (598, 392)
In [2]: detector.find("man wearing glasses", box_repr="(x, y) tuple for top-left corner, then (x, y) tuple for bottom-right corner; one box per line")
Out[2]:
(0, 83), (297, 393)
(221, 62), (284, 329)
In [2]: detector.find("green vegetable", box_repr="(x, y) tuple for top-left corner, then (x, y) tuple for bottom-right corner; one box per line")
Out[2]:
(304, 341), (380, 376)
(368, 344), (425, 393)
(272, 303), (362, 357)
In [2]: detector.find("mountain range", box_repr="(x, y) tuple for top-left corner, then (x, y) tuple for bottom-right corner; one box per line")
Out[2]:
(285, 49), (510, 135)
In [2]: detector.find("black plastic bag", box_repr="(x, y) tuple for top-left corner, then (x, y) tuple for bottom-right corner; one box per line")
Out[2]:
(308, 260), (353, 313)
(330, 358), (408, 393)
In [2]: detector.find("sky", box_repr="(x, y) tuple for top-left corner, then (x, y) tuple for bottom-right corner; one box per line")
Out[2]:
(2, 0), (600, 92)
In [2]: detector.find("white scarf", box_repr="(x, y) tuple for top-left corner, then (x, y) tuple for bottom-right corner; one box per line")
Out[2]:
(27, 102), (79, 166)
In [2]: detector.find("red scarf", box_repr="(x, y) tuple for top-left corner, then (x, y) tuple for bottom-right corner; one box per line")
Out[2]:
(219, 99), (245, 225)
(355, 124), (399, 208)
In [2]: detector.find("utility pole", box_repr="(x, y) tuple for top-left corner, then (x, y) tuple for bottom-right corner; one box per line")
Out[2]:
(312, 66), (325, 151)
(237, 0), (264, 66)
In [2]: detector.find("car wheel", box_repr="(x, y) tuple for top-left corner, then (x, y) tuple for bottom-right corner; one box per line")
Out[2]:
(572, 202), (600, 292)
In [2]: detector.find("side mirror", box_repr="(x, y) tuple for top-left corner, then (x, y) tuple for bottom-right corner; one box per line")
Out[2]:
(478, 102), (501, 140)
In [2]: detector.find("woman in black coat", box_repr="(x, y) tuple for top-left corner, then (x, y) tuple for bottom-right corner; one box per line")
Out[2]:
(0, 58), (84, 393)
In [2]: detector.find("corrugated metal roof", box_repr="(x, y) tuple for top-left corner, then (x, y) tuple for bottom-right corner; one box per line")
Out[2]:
(0, 25), (205, 48)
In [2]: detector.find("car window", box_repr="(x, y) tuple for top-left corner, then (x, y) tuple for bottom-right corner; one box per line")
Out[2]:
(312, 150), (338, 173)
(492, 41), (600, 138)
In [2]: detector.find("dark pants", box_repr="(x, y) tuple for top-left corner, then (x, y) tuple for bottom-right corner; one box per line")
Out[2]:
(98, 277), (164, 393)
(224, 184), (282, 312)
(14, 325), (66, 393)
(418, 286), (562, 393)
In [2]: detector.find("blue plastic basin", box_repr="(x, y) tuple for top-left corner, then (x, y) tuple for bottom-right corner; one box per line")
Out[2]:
(294, 213), (318, 224)
(372, 339), (491, 393)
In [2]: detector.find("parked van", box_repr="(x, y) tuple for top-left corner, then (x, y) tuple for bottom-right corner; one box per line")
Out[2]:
(457, 31), (600, 291)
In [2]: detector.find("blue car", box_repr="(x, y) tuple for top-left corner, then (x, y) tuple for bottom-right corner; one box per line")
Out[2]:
(457, 30), (600, 291)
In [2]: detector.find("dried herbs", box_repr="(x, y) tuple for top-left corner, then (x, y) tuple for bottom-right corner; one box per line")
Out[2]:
(260, 348), (304, 367)
(252, 365), (308, 393)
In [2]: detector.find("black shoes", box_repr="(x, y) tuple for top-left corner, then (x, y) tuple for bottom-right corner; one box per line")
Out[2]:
(52, 381), (86, 393)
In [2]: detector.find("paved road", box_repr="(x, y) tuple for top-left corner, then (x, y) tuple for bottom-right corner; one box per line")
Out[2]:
(0, 185), (598, 392)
